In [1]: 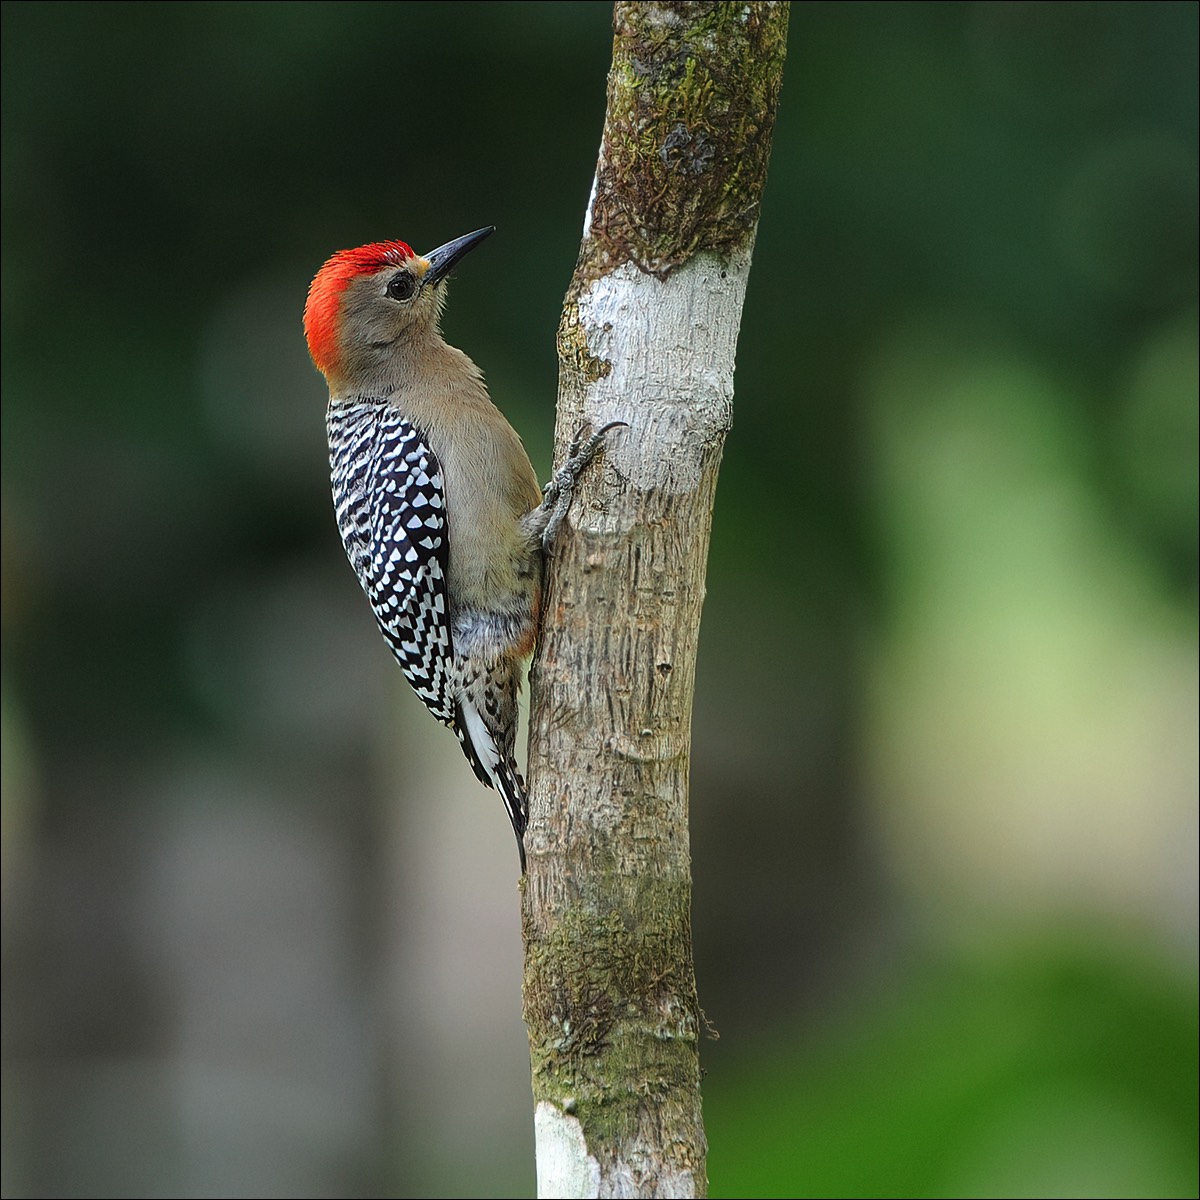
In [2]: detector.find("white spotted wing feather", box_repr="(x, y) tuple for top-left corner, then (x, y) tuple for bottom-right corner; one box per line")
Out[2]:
(328, 401), (454, 723)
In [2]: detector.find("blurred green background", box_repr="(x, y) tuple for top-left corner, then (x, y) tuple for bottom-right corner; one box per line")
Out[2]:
(2, 2), (1196, 1197)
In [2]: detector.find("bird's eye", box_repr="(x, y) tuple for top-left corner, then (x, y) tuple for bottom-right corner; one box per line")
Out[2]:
(387, 272), (417, 302)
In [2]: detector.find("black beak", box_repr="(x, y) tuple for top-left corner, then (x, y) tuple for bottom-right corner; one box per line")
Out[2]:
(423, 226), (495, 286)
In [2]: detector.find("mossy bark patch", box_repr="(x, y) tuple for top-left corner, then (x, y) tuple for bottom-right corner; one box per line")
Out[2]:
(523, 874), (704, 1167)
(587, 1), (789, 279)
(524, 876), (701, 1075)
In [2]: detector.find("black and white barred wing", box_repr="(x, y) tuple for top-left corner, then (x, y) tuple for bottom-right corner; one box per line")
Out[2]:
(328, 403), (454, 724)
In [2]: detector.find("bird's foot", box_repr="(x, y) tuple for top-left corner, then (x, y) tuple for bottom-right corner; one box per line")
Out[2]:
(535, 421), (627, 551)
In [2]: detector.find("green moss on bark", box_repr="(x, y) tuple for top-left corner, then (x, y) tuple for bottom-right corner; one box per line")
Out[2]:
(587, 1), (789, 279)
(523, 873), (702, 1142)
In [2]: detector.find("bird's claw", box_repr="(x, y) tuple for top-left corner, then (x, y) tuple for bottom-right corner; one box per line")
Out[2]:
(537, 420), (628, 552)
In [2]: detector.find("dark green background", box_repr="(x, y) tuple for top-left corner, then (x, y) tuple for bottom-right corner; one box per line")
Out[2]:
(3, 3), (1196, 1196)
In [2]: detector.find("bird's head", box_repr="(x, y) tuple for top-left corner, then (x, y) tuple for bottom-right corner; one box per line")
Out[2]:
(304, 226), (494, 386)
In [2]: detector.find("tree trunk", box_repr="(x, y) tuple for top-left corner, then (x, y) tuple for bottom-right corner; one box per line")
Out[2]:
(521, 4), (789, 1196)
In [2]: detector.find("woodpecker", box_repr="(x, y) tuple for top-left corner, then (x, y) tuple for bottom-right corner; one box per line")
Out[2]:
(304, 227), (617, 872)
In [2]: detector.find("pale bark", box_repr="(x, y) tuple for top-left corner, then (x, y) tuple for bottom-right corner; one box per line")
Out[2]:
(522, 4), (789, 1196)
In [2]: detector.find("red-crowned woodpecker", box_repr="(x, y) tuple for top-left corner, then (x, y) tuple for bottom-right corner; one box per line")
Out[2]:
(304, 227), (617, 872)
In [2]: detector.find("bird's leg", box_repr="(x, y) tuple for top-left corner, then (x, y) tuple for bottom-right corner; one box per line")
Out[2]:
(526, 421), (627, 552)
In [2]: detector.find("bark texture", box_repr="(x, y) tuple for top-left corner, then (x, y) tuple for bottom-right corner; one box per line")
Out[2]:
(522, 5), (788, 1196)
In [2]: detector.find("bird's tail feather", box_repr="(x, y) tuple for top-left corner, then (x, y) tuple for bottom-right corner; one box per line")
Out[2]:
(454, 699), (528, 873)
